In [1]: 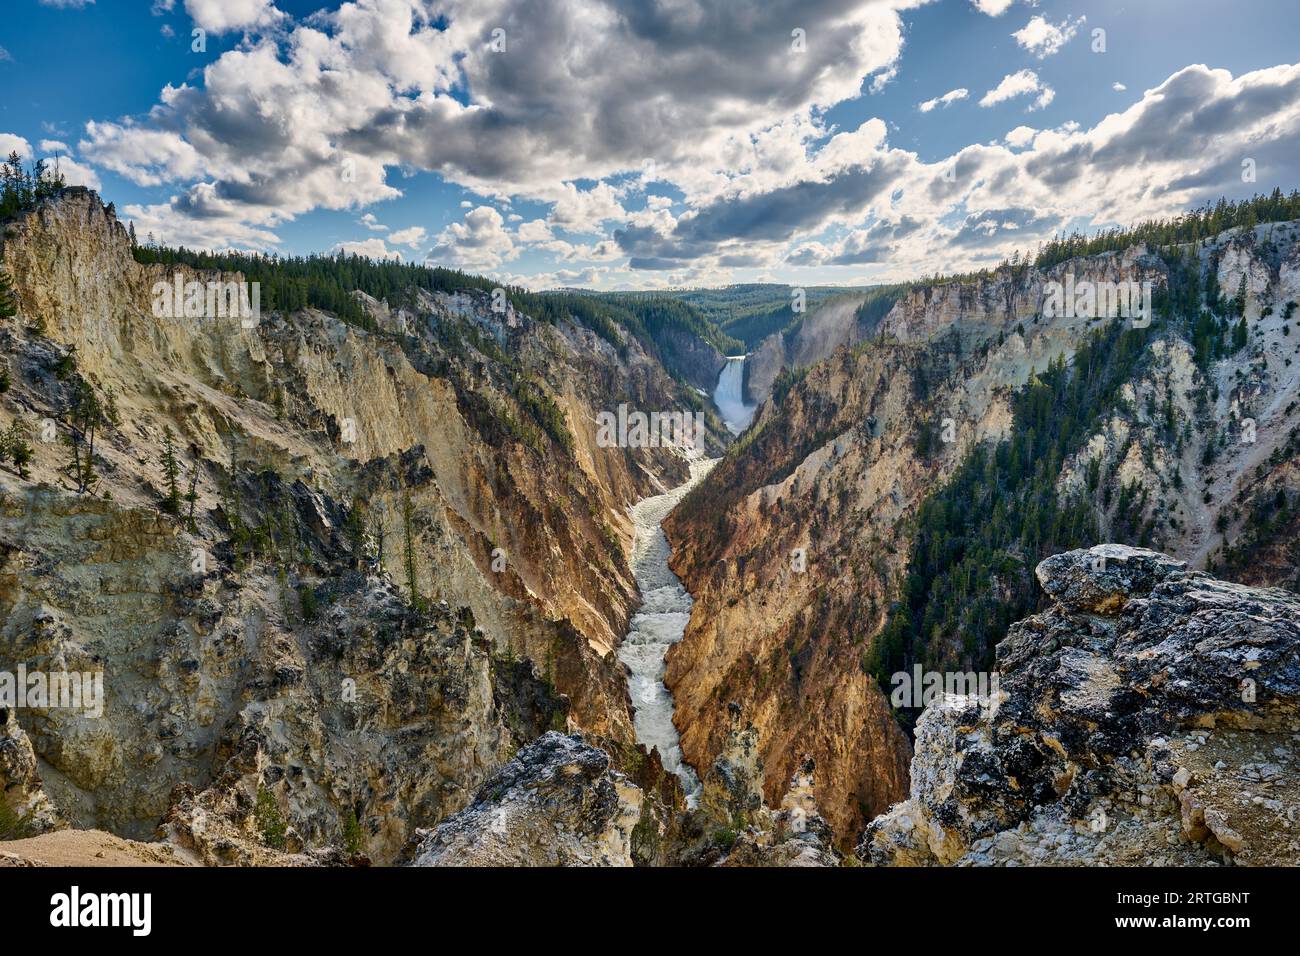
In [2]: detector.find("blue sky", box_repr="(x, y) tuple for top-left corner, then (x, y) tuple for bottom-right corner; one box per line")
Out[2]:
(2, 0), (1299, 289)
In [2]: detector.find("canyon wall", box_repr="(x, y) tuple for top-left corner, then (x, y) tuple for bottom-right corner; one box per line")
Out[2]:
(664, 224), (1300, 844)
(0, 189), (721, 860)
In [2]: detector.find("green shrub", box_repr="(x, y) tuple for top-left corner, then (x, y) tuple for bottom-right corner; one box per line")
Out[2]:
(256, 785), (288, 850)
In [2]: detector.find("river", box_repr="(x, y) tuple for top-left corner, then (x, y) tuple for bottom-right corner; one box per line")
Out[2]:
(617, 457), (717, 803)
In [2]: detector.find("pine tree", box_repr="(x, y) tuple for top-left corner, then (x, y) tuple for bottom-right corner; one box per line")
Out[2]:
(401, 492), (423, 610)
(0, 269), (16, 320)
(184, 456), (200, 532)
(344, 497), (367, 565)
(160, 426), (182, 515)
(63, 380), (106, 495)
(6, 422), (33, 479)
(1232, 315), (1249, 352)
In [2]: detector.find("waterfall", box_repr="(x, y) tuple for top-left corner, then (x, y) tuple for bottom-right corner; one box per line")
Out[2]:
(714, 355), (756, 434)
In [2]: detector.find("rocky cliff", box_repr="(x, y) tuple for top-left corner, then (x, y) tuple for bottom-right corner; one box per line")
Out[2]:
(411, 720), (841, 867)
(0, 188), (722, 862)
(862, 545), (1300, 866)
(663, 223), (1300, 845)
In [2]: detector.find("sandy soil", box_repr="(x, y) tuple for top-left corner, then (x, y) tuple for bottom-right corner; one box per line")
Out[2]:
(0, 829), (195, 867)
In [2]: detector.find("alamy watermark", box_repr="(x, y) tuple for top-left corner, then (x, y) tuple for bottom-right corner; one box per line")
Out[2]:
(151, 277), (260, 328)
(1, 665), (103, 718)
(596, 403), (702, 449)
(890, 666), (1000, 716)
(1043, 274), (1152, 327)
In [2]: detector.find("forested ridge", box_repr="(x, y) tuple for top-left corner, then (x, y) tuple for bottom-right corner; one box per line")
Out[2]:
(866, 204), (1300, 720)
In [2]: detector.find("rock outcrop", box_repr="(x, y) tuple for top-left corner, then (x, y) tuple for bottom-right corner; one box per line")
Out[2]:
(860, 544), (1300, 866)
(665, 714), (840, 866)
(409, 732), (645, 867)
(0, 708), (62, 837)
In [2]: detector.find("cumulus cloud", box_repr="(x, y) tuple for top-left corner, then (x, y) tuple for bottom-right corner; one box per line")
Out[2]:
(1113, 82), (1127, 92)
(334, 237), (400, 259)
(1004, 125), (1038, 148)
(516, 219), (554, 244)
(979, 69), (1055, 110)
(426, 206), (515, 269)
(548, 182), (626, 233)
(388, 225), (426, 248)
(52, 1), (1300, 284)
(0, 134), (33, 159)
(970, 0), (1017, 15)
(918, 88), (969, 112)
(617, 62), (1300, 279)
(76, 0), (929, 248)
(81, 121), (208, 186)
(183, 0), (283, 34)
(45, 155), (101, 191)
(1012, 15), (1084, 59)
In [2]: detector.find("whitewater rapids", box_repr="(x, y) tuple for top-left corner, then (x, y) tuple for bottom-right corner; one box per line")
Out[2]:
(617, 457), (717, 804)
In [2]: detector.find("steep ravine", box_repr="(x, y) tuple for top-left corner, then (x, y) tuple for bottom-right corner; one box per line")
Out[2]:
(0, 188), (724, 862)
(617, 457), (717, 802)
(662, 224), (1300, 845)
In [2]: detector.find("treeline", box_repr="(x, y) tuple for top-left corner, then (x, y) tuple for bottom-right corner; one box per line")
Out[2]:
(591, 292), (741, 355)
(610, 284), (882, 350)
(1035, 189), (1300, 268)
(1, 153), (66, 221)
(132, 239), (741, 364)
(535, 291), (739, 357)
(133, 244), (511, 332)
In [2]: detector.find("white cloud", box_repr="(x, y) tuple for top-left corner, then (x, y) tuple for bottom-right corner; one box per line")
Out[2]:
(516, 219), (554, 244)
(427, 206), (516, 269)
(1004, 125), (1038, 148)
(617, 62), (1300, 283)
(548, 182), (626, 233)
(334, 237), (400, 259)
(52, 2), (1300, 287)
(1113, 82), (1127, 92)
(387, 225), (426, 248)
(81, 121), (208, 186)
(919, 88), (969, 112)
(0, 134), (33, 159)
(979, 70), (1055, 110)
(970, 0), (1018, 16)
(78, 0), (925, 248)
(359, 213), (387, 231)
(183, 0), (282, 34)
(1012, 15), (1084, 59)
(124, 199), (280, 251)
(44, 155), (101, 191)
(38, 0), (95, 8)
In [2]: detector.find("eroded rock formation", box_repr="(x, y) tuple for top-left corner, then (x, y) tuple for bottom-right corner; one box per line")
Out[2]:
(861, 545), (1300, 866)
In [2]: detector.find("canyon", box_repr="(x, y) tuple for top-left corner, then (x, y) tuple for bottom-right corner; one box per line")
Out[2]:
(2, 188), (1299, 867)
